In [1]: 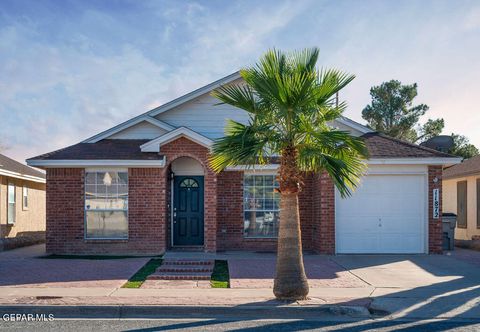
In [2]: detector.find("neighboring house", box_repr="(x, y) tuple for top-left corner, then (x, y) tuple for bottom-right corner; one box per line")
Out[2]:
(27, 72), (461, 255)
(443, 155), (480, 241)
(0, 153), (46, 250)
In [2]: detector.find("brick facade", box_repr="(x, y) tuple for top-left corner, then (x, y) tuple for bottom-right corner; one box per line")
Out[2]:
(216, 171), (318, 252)
(216, 171), (279, 251)
(313, 172), (336, 254)
(44, 138), (444, 255)
(46, 168), (166, 255)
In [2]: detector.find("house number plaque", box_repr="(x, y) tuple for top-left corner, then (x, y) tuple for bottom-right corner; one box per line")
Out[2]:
(433, 188), (440, 219)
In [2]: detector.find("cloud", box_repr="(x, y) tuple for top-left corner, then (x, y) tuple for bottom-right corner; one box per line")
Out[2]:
(0, 0), (311, 163)
(1, 0), (479, 164)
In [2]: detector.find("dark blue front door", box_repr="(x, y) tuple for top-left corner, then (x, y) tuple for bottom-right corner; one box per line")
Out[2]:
(173, 176), (204, 246)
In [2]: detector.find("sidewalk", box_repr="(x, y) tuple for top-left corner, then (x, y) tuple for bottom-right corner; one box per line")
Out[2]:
(0, 286), (373, 307)
(0, 286), (374, 319)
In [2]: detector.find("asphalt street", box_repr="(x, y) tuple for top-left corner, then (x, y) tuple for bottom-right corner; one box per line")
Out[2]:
(1, 318), (480, 331)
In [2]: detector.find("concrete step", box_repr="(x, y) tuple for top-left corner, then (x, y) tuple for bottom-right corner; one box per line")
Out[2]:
(169, 246), (204, 252)
(157, 266), (213, 273)
(162, 259), (214, 266)
(147, 271), (212, 281)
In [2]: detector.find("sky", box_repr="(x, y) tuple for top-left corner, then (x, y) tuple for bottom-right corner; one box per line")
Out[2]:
(1, 0), (479, 163)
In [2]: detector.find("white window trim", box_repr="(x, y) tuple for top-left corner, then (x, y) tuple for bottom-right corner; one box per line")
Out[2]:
(84, 170), (129, 240)
(7, 182), (15, 225)
(22, 185), (28, 211)
(243, 172), (280, 239)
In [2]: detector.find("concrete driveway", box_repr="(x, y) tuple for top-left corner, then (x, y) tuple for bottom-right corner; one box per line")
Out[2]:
(0, 244), (149, 288)
(226, 249), (480, 319)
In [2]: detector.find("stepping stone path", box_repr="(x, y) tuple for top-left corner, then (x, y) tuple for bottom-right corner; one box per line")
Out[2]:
(147, 259), (214, 281)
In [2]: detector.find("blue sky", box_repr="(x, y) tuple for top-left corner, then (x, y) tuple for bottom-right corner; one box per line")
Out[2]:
(1, 0), (479, 162)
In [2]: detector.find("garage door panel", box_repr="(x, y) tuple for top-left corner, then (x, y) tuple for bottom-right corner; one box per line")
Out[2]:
(336, 174), (426, 254)
(336, 216), (379, 233)
(379, 233), (424, 253)
(337, 233), (379, 253)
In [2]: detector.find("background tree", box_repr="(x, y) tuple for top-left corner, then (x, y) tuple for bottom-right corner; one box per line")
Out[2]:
(450, 134), (479, 159)
(209, 48), (367, 300)
(415, 118), (445, 143)
(362, 80), (429, 141)
(362, 80), (479, 159)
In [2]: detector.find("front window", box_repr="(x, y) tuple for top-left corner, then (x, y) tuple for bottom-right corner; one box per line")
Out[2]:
(85, 170), (128, 239)
(22, 186), (28, 210)
(7, 183), (15, 224)
(243, 174), (280, 238)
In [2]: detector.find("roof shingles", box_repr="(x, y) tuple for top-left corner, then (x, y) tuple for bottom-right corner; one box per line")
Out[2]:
(28, 139), (162, 161)
(28, 133), (455, 165)
(361, 132), (455, 158)
(443, 155), (480, 179)
(0, 154), (45, 179)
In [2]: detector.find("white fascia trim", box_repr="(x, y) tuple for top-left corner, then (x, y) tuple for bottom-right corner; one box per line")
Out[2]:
(336, 117), (373, 134)
(0, 169), (46, 183)
(148, 71), (241, 117)
(82, 116), (176, 143)
(26, 159), (166, 168)
(224, 157), (462, 170)
(225, 164), (280, 171)
(140, 127), (213, 152)
(368, 157), (462, 166)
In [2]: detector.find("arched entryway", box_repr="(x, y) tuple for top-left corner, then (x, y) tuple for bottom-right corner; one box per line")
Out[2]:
(170, 157), (205, 247)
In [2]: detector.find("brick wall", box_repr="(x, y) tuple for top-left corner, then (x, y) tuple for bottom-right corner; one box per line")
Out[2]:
(45, 168), (166, 255)
(312, 172), (335, 254)
(45, 168), (85, 254)
(161, 137), (217, 252)
(428, 165), (443, 254)
(216, 171), (316, 252)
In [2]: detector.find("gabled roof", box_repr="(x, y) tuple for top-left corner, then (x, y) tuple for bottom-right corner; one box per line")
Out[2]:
(28, 139), (161, 160)
(27, 72), (461, 168)
(83, 115), (175, 143)
(443, 155), (480, 179)
(362, 132), (461, 165)
(140, 127), (213, 152)
(362, 132), (456, 158)
(336, 117), (372, 134)
(148, 71), (241, 117)
(0, 153), (45, 183)
(82, 72), (241, 143)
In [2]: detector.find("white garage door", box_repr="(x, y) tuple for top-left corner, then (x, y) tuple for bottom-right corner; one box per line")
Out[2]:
(336, 174), (426, 254)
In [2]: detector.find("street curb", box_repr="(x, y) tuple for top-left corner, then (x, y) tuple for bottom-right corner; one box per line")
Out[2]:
(0, 304), (372, 319)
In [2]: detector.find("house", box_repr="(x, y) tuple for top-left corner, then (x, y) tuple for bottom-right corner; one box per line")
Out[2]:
(27, 72), (461, 255)
(443, 155), (480, 241)
(0, 153), (46, 250)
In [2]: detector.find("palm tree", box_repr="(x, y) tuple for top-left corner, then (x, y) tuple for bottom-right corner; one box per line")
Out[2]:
(209, 48), (367, 300)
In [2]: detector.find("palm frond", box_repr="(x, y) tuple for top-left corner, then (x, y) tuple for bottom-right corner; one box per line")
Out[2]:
(210, 47), (364, 196)
(211, 84), (260, 114)
(209, 120), (274, 172)
(316, 69), (355, 105)
(297, 129), (368, 196)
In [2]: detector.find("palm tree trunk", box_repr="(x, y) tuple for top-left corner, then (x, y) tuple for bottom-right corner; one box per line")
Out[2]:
(273, 145), (309, 300)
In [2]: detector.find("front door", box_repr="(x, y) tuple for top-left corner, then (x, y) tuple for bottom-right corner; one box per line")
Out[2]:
(173, 176), (204, 246)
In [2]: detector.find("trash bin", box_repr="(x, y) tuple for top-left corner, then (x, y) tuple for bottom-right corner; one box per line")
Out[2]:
(442, 213), (457, 250)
